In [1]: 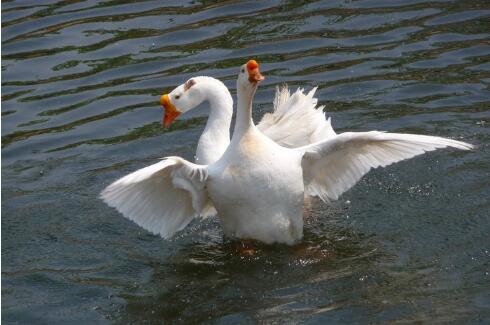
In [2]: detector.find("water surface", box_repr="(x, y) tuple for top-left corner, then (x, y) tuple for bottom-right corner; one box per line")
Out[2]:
(2, 0), (489, 323)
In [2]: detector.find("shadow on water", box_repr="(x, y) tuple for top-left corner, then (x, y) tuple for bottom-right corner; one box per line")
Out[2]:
(2, 0), (490, 323)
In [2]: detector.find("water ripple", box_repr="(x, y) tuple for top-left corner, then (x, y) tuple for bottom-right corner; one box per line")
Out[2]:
(2, 0), (489, 323)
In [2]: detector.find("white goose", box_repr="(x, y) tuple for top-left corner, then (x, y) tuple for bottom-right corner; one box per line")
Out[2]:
(160, 76), (335, 165)
(101, 60), (473, 245)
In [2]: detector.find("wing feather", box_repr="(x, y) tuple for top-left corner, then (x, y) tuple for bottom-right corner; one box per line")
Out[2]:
(299, 131), (473, 201)
(100, 157), (211, 238)
(257, 85), (336, 147)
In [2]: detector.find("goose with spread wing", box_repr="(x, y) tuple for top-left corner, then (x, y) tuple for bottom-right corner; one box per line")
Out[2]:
(160, 76), (335, 165)
(101, 60), (473, 245)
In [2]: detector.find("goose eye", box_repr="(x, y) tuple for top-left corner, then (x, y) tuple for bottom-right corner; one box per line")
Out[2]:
(175, 95), (180, 100)
(241, 69), (245, 73)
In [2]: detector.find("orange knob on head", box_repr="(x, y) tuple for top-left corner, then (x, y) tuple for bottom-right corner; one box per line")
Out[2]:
(246, 59), (264, 83)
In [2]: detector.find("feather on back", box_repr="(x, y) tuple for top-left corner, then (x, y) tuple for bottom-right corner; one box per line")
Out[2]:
(257, 85), (336, 147)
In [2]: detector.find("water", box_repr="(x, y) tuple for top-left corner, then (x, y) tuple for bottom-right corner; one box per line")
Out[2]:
(2, 0), (489, 323)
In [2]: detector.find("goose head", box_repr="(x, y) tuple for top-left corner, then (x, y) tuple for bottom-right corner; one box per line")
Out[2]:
(237, 59), (264, 96)
(160, 78), (206, 127)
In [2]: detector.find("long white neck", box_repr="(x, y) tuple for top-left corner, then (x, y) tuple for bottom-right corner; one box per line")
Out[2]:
(232, 83), (257, 142)
(194, 78), (233, 165)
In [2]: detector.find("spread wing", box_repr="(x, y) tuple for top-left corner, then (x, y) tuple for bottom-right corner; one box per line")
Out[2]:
(298, 131), (473, 202)
(257, 85), (336, 148)
(100, 156), (212, 238)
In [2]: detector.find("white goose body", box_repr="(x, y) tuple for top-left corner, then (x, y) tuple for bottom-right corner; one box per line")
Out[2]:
(101, 60), (474, 245)
(204, 71), (306, 243)
(208, 124), (304, 244)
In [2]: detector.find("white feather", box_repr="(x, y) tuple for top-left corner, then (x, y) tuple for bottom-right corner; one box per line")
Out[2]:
(257, 85), (336, 147)
(100, 157), (211, 238)
(299, 131), (474, 202)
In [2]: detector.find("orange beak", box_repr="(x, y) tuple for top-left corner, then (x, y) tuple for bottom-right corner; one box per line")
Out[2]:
(247, 59), (264, 83)
(160, 94), (181, 128)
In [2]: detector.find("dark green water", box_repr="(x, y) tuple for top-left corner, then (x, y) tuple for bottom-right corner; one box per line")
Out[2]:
(2, 0), (489, 323)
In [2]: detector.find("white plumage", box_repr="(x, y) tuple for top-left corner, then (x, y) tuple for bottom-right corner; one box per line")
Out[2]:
(101, 61), (473, 244)
(101, 157), (209, 238)
(258, 86), (336, 147)
(299, 131), (473, 202)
